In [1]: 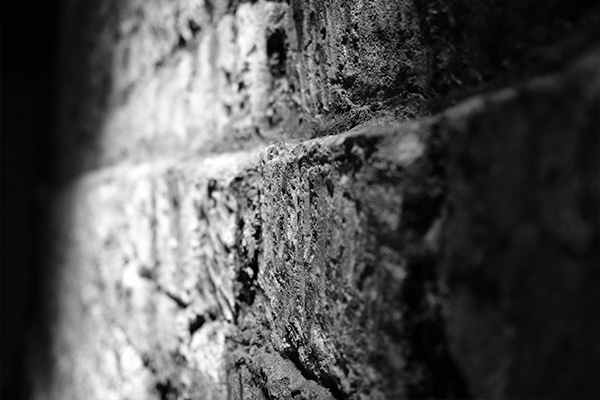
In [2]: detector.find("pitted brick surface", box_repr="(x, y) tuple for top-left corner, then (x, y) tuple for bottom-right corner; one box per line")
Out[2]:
(34, 1), (600, 399)
(35, 46), (600, 398)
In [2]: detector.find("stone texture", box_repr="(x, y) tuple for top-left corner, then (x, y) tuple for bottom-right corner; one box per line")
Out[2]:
(55, 0), (599, 178)
(414, 0), (600, 104)
(57, 0), (300, 176)
(35, 41), (599, 399)
(231, 126), (454, 399)
(34, 153), (258, 399)
(31, 0), (600, 398)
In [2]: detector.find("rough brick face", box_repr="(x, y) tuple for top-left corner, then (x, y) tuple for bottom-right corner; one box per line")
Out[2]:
(32, 0), (600, 399)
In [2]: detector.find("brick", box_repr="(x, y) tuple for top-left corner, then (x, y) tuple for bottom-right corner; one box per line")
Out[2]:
(57, 0), (301, 176)
(37, 40), (600, 399)
(56, 0), (599, 177)
(231, 43), (600, 399)
(35, 152), (258, 400)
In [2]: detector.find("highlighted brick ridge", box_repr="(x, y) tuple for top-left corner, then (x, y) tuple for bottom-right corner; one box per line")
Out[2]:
(34, 43), (599, 399)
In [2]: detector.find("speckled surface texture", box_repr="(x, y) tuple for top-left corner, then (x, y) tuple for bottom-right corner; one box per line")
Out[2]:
(34, 0), (600, 399)
(54, 0), (598, 176)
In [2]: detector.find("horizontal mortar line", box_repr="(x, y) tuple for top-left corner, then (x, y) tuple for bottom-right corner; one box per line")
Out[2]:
(56, 44), (598, 191)
(55, 92), (487, 189)
(56, 147), (264, 189)
(54, 126), (419, 188)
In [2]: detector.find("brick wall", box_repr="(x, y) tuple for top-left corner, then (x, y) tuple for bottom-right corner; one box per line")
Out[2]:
(32, 1), (599, 399)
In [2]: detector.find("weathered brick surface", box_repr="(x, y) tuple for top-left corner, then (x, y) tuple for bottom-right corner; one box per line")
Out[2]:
(36, 153), (258, 399)
(55, 0), (598, 177)
(58, 0), (297, 176)
(35, 43), (599, 399)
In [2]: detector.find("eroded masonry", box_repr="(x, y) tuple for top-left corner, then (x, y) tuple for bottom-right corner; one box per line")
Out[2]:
(32, 1), (599, 399)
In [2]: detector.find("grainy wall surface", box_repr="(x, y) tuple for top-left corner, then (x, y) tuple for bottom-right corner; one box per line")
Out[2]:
(54, 0), (599, 176)
(32, 0), (599, 399)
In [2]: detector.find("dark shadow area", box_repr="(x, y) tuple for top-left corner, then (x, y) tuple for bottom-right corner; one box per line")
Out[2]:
(1, 1), (63, 398)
